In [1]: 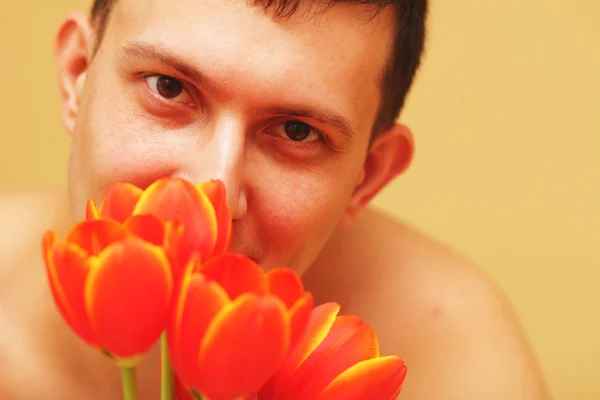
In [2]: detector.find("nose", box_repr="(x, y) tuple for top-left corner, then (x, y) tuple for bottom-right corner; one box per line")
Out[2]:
(179, 117), (248, 220)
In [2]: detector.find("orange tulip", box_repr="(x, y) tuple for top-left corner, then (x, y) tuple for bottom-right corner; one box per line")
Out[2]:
(197, 179), (232, 257)
(258, 303), (407, 400)
(42, 216), (175, 366)
(87, 177), (232, 276)
(168, 254), (313, 400)
(86, 182), (143, 223)
(175, 375), (194, 400)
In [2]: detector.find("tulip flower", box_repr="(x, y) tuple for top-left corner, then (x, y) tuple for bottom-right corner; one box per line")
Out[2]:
(258, 303), (407, 400)
(86, 178), (234, 400)
(85, 182), (143, 223)
(42, 216), (174, 365)
(168, 253), (313, 400)
(86, 178), (232, 270)
(43, 215), (180, 400)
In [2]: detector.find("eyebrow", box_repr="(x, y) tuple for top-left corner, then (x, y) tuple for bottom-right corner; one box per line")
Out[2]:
(119, 41), (222, 95)
(118, 40), (355, 141)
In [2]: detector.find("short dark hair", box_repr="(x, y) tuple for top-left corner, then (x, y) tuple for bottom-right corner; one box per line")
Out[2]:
(90, 0), (428, 135)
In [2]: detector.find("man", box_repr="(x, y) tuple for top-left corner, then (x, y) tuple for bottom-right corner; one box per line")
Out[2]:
(0, 0), (550, 399)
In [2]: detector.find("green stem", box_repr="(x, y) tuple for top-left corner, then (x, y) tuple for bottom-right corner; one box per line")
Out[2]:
(161, 332), (175, 400)
(120, 367), (137, 400)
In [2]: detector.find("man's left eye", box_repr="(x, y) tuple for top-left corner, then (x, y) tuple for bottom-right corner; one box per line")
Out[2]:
(274, 121), (322, 142)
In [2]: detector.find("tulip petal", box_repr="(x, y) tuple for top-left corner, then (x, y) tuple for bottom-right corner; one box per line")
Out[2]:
(134, 178), (218, 263)
(43, 231), (98, 347)
(312, 315), (367, 357)
(85, 237), (172, 360)
(162, 219), (189, 283)
(259, 302), (340, 400)
(200, 254), (268, 299)
(285, 319), (380, 399)
(288, 292), (314, 350)
(175, 375), (194, 400)
(99, 182), (143, 222)
(66, 219), (129, 256)
(168, 266), (229, 391)
(267, 268), (305, 309)
(198, 180), (232, 256)
(287, 302), (341, 370)
(43, 231), (69, 314)
(198, 294), (289, 400)
(168, 259), (196, 382)
(124, 214), (165, 246)
(317, 356), (407, 400)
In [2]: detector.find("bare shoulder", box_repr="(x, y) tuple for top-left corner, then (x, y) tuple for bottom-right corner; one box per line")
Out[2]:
(0, 189), (81, 399)
(305, 207), (551, 400)
(0, 190), (69, 278)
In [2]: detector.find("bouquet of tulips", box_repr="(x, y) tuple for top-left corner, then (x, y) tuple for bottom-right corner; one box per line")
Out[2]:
(41, 177), (407, 400)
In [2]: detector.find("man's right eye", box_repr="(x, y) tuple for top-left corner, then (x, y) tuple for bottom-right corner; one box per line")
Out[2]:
(146, 75), (192, 103)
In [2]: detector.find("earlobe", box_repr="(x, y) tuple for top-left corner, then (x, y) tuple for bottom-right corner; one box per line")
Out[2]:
(55, 12), (95, 135)
(339, 123), (414, 227)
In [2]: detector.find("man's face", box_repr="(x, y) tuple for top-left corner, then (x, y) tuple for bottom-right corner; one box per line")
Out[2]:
(66, 0), (396, 274)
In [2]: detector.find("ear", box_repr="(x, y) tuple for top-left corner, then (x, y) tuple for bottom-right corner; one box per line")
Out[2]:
(339, 123), (414, 227)
(55, 12), (95, 135)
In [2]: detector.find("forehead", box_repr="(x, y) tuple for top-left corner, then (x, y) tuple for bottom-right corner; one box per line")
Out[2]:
(103, 0), (396, 135)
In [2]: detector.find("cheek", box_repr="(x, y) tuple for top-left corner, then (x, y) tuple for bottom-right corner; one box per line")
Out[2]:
(72, 87), (193, 208)
(253, 163), (355, 270)
(91, 123), (180, 193)
(71, 62), (195, 200)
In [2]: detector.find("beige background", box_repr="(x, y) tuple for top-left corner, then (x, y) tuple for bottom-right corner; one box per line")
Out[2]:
(1, 0), (599, 398)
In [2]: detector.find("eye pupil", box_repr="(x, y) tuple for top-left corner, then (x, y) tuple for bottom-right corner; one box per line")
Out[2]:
(156, 76), (184, 99)
(284, 121), (312, 141)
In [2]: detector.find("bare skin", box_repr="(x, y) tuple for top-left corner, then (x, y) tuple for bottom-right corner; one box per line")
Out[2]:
(0, 190), (550, 399)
